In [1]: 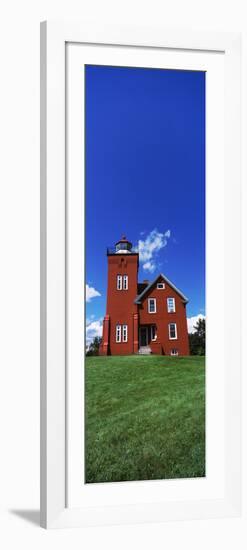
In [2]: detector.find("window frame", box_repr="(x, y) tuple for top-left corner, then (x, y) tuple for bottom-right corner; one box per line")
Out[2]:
(148, 297), (157, 314)
(168, 322), (177, 340)
(123, 275), (128, 290)
(116, 324), (121, 343)
(122, 324), (128, 342)
(117, 275), (122, 290)
(157, 282), (165, 289)
(151, 325), (156, 341)
(170, 348), (178, 356)
(167, 297), (176, 313)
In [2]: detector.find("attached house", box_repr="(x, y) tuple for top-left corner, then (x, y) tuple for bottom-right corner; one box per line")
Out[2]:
(100, 236), (190, 356)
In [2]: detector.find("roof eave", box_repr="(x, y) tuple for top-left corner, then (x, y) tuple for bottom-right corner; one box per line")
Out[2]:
(134, 273), (189, 304)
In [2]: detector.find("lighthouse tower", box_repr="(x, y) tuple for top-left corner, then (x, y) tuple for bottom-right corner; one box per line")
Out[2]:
(100, 236), (139, 355)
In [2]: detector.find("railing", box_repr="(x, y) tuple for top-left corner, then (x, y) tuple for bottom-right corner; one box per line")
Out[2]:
(106, 247), (138, 255)
(106, 247), (117, 255)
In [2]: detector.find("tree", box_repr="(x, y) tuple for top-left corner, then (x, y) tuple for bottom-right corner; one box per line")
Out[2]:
(189, 318), (205, 356)
(86, 336), (102, 356)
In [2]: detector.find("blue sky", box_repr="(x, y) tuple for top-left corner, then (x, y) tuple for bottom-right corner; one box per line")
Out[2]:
(85, 65), (205, 341)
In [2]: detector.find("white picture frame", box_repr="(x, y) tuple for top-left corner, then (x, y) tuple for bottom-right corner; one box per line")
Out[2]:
(40, 21), (242, 529)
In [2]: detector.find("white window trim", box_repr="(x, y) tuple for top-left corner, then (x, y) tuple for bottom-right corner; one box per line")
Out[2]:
(151, 325), (157, 341)
(171, 349), (178, 356)
(117, 275), (122, 290)
(123, 275), (128, 290)
(122, 324), (128, 342)
(167, 297), (176, 313)
(116, 324), (121, 343)
(168, 323), (177, 340)
(157, 282), (165, 289)
(148, 298), (156, 313)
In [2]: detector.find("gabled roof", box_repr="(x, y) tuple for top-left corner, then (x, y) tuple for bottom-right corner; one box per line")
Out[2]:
(137, 282), (149, 295)
(134, 273), (189, 304)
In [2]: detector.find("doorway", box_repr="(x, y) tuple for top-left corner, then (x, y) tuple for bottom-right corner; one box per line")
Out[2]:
(140, 326), (148, 347)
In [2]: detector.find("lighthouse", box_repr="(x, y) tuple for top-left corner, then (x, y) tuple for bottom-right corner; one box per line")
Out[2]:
(99, 235), (190, 356)
(100, 236), (139, 355)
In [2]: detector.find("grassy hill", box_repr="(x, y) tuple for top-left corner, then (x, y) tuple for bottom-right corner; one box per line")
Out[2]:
(85, 355), (205, 483)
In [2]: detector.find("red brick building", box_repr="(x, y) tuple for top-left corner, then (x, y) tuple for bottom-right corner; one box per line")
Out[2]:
(100, 236), (190, 356)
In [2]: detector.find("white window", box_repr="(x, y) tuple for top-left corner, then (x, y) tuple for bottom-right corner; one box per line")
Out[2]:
(151, 325), (156, 341)
(167, 297), (176, 313)
(157, 282), (165, 289)
(148, 298), (156, 313)
(117, 275), (122, 290)
(116, 324), (121, 342)
(171, 349), (178, 356)
(169, 323), (177, 340)
(123, 275), (128, 290)
(122, 324), (128, 342)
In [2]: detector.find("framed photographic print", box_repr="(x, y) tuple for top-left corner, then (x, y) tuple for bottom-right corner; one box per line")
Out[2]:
(40, 22), (242, 528)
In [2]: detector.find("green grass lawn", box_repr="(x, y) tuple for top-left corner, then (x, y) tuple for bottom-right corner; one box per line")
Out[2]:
(85, 355), (205, 483)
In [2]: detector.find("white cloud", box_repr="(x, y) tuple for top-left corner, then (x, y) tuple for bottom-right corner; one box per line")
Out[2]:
(187, 314), (205, 334)
(86, 319), (103, 345)
(86, 314), (95, 324)
(137, 228), (171, 273)
(86, 284), (101, 303)
(142, 261), (156, 273)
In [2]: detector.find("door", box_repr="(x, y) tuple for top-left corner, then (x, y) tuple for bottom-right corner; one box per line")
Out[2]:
(140, 326), (148, 346)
